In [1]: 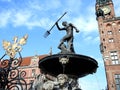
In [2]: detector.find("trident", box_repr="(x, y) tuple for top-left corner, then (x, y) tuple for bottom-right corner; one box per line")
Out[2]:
(44, 12), (67, 38)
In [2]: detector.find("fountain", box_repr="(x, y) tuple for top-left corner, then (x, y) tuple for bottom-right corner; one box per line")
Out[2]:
(37, 20), (98, 90)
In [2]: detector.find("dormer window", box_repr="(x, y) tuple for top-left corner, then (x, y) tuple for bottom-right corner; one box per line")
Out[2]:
(31, 55), (39, 66)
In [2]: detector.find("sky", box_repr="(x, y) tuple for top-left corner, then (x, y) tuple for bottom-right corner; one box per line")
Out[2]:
(0, 0), (120, 90)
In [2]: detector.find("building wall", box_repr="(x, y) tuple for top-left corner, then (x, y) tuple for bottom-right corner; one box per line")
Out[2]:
(95, 0), (120, 90)
(102, 20), (120, 90)
(17, 54), (47, 89)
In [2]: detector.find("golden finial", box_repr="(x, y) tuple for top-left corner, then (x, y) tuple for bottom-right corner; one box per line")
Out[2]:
(2, 34), (28, 58)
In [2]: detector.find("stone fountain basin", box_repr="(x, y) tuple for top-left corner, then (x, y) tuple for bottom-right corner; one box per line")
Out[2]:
(39, 54), (98, 78)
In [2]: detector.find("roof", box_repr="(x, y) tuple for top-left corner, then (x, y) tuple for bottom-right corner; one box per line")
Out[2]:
(0, 54), (48, 67)
(20, 54), (48, 66)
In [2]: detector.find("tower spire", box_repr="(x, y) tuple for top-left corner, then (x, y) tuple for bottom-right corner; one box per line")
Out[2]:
(49, 47), (52, 55)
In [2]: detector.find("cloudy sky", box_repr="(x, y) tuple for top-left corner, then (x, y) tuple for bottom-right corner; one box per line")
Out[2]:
(0, 0), (120, 90)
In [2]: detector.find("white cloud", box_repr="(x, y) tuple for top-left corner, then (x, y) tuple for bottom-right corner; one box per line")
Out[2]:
(72, 14), (98, 35)
(84, 36), (100, 44)
(44, 0), (61, 10)
(27, 0), (43, 11)
(12, 11), (32, 27)
(113, 0), (120, 16)
(1, 0), (12, 2)
(27, 0), (61, 12)
(0, 11), (11, 27)
(0, 0), (97, 33)
(26, 17), (53, 29)
(0, 0), (62, 29)
(79, 74), (100, 89)
(11, 9), (53, 29)
(64, 0), (82, 13)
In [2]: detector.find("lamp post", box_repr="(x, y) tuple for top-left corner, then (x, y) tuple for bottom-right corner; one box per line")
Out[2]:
(0, 34), (28, 90)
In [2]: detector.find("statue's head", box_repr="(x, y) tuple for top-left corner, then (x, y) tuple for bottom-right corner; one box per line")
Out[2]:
(62, 21), (67, 26)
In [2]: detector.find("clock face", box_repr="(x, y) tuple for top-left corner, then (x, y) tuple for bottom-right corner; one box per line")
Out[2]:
(101, 6), (111, 14)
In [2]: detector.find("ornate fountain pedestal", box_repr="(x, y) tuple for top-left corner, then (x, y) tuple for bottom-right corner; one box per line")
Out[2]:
(38, 54), (98, 90)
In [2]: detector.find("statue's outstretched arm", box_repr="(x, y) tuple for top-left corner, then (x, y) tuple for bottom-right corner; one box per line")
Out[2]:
(70, 23), (79, 33)
(74, 26), (80, 33)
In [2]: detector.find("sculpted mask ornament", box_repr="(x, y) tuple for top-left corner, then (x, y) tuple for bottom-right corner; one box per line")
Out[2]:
(59, 56), (69, 64)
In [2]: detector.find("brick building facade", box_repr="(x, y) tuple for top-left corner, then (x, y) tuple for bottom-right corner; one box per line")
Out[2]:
(95, 0), (120, 90)
(17, 54), (47, 89)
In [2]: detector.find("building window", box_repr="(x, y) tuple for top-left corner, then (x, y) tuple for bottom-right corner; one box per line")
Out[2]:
(32, 69), (36, 77)
(109, 38), (114, 43)
(102, 31), (104, 34)
(119, 29), (120, 32)
(115, 74), (120, 90)
(103, 38), (105, 41)
(110, 51), (119, 64)
(108, 31), (112, 34)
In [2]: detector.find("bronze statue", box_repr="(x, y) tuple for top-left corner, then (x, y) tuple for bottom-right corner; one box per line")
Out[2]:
(43, 12), (80, 53)
(55, 21), (79, 53)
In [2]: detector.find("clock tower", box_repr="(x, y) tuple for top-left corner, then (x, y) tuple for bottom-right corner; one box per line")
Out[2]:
(95, 0), (120, 90)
